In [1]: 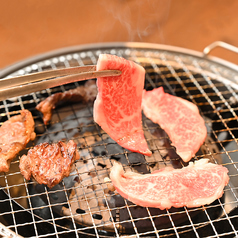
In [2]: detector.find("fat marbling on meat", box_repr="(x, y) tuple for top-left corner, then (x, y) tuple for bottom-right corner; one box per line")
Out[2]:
(0, 109), (36, 172)
(142, 87), (207, 162)
(94, 54), (151, 156)
(110, 159), (229, 209)
(19, 140), (79, 188)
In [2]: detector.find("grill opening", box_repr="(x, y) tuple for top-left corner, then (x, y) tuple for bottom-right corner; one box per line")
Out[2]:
(0, 43), (238, 237)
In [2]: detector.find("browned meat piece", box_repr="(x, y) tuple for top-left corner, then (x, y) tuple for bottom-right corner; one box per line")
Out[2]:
(36, 80), (97, 124)
(0, 110), (36, 172)
(19, 140), (80, 188)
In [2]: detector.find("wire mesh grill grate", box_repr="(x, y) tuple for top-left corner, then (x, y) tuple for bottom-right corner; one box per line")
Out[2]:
(0, 43), (238, 237)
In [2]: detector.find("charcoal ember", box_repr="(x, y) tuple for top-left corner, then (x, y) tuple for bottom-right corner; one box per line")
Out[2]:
(127, 153), (145, 164)
(146, 118), (183, 169)
(127, 153), (149, 173)
(118, 205), (167, 232)
(92, 138), (129, 165)
(37, 107), (96, 145)
(102, 196), (117, 221)
(92, 137), (151, 174)
(106, 194), (126, 208)
(92, 138), (123, 155)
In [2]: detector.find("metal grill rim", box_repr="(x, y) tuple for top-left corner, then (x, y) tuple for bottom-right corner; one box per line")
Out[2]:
(0, 42), (238, 238)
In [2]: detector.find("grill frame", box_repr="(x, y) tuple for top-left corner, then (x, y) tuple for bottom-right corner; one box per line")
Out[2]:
(0, 42), (238, 238)
(1, 42), (238, 79)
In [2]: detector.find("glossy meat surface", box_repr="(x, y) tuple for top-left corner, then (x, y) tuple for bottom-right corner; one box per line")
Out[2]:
(142, 87), (207, 162)
(0, 109), (36, 172)
(94, 54), (151, 156)
(19, 140), (79, 188)
(36, 80), (97, 124)
(110, 159), (229, 209)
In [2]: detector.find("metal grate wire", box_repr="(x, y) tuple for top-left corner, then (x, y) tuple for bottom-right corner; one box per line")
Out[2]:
(0, 43), (238, 237)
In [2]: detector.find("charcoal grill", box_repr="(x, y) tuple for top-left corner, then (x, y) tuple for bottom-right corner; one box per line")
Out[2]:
(0, 41), (238, 238)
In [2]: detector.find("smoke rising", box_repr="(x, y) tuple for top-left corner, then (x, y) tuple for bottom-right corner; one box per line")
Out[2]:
(99, 0), (171, 43)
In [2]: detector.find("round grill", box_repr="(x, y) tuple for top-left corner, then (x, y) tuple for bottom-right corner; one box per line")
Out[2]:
(0, 42), (238, 238)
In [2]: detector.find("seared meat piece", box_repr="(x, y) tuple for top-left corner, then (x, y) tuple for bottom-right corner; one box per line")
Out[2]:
(19, 140), (79, 188)
(36, 80), (97, 124)
(0, 109), (36, 172)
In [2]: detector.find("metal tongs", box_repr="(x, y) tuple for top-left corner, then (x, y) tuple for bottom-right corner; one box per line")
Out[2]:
(0, 65), (121, 101)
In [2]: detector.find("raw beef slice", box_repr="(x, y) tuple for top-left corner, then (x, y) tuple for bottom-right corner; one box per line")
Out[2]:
(142, 87), (207, 162)
(110, 159), (229, 209)
(94, 54), (151, 156)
